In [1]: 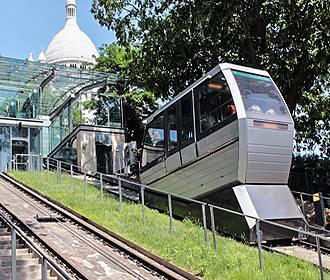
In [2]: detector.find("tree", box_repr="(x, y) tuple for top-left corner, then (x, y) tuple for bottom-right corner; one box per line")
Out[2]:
(94, 44), (158, 145)
(92, 0), (329, 154)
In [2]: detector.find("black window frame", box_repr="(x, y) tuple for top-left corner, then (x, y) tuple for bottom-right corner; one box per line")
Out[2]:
(178, 92), (195, 150)
(140, 113), (165, 171)
(193, 74), (237, 141)
(165, 103), (180, 157)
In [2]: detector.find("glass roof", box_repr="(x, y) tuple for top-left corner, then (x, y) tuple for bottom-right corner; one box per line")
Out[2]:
(0, 56), (118, 117)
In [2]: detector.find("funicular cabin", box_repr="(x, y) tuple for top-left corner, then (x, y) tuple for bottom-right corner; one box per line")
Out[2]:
(140, 63), (305, 241)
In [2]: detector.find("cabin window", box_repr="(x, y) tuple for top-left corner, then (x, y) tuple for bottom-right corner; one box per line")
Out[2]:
(141, 114), (165, 167)
(167, 105), (178, 151)
(232, 71), (290, 118)
(195, 73), (235, 133)
(180, 94), (194, 144)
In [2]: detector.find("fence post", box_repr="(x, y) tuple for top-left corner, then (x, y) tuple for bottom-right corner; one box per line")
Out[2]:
(47, 158), (50, 181)
(118, 178), (122, 211)
(11, 227), (17, 280)
(168, 194), (173, 232)
(59, 161), (62, 182)
(70, 165), (73, 190)
(100, 174), (103, 200)
(256, 219), (263, 271)
(210, 206), (217, 254)
(56, 161), (60, 184)
(320, 192), (325, 226)
(299, 193), (305, 216)
(41, 257), (47, 280)
(29, 154), (32, 172)
(141, 185), (145, 221)
(84, 171), (87, 194)
(202, 204), (208, 245)
(316, 236), (324, 280)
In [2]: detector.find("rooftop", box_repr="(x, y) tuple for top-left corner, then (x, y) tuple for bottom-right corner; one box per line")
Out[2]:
(0, 56), (118, 118)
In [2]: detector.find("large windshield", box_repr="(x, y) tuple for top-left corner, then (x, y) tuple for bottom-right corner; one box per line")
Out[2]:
(232, 71), (290, 119)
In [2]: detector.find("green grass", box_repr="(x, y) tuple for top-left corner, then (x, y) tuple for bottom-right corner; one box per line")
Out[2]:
(9, 171), (326, 280)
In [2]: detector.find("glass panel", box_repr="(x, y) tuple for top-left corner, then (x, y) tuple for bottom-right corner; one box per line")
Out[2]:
(180, 94), (194, 143)
(0, 127), (10, 172)
(30, 128), (40, 154)
(142, 114), (165, 167)
(96, 132), (113, 174)
(167, 105), (178, 151)
(50, 116), (61, 151)
(82, 93), (122, 128)
(62, 106), (70, 138)
(72, 98), (83, 129)
(232, 71), (290, 118)
(195, 72), (235, 133)
(12, 126), (28, 138)
(53, 136), (77, 166)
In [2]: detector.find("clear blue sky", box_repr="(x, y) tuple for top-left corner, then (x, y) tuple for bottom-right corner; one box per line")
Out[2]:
(0, 0), (115, 60)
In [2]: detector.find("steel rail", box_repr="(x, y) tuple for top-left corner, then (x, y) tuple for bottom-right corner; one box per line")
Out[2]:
(0, 173), (201, 280)
(0, 180), (153, 280)
(0, 211), (73, 280)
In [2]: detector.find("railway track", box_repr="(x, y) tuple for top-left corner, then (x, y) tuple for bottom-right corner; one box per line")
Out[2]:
(0, 173), (199, 280)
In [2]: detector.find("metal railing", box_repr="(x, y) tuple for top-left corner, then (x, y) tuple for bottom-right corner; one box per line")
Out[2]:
(12, 154), (42, 172)
(292, 190), (329, 226)
(0, 212), (72, 280)
(16, 157), (329, 279)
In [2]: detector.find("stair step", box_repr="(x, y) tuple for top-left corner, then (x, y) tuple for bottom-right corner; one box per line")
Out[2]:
(0, 268), (56, 280)
(0, 235), (11, 241)
(0, 258), (40, 268)
(0, 263), (42, 274)
(0, 254), (36, 261)
(0, 248), (29, 256)
(0, 243), (26, 249)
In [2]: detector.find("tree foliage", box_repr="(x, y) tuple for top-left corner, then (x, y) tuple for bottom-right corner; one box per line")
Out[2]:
(94, 44), (158, 145)
(92, 0), (330, 155)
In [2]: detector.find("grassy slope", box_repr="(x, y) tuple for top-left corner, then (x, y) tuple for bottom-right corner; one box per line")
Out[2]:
(9, 171), (324, 280)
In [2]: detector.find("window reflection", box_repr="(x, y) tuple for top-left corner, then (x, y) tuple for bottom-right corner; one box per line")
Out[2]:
(232, 71), (289, 117)
(195, 73), (235, 133)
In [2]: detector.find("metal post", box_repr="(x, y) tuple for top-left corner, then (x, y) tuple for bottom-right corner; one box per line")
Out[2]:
(47, 158), (49, 181)
(119, 179), (122, 211)
(320, 192), (325, 226)
(256, 219), (263, 271)
(29, 154), (32, 172)
(41, 257), (47, 280)
(168, 194), (173, 232)
(84, 171), (87, 194)
(202, 204), (208, 244)
(70, 165), (73, 189)
(300, 193), (305, 216)
(210, 206), (217, 253)
(316, 236), (324, 280)
(100, 174), (104, 200)
(141, 185), (145, 221)
(56, 161), (60, 184)
(59, 161), (62, 182)
(11, 227), (17, 280)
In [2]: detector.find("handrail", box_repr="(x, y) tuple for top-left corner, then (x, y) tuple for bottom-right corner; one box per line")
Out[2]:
(48, 158), (328, 241)
(292, 190), (330, 201)
(0, 211), (72, 280)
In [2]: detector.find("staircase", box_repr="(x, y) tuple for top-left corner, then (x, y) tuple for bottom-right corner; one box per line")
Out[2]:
(0, 221), (59, 280)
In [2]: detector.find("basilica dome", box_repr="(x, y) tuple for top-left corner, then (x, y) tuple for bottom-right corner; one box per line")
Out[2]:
(45, 0), (98, 66)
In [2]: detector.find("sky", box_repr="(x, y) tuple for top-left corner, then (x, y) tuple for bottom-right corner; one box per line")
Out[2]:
(0, 0), (115, 60)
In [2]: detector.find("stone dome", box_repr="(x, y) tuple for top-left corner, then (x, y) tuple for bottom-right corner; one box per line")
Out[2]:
(46, 0), (98, 65)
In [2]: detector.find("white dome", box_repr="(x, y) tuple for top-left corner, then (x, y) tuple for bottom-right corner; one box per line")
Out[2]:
(46, 1), (98, 65)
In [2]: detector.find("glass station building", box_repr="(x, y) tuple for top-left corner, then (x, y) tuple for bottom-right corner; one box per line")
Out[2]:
(0, 56), (125, 173)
